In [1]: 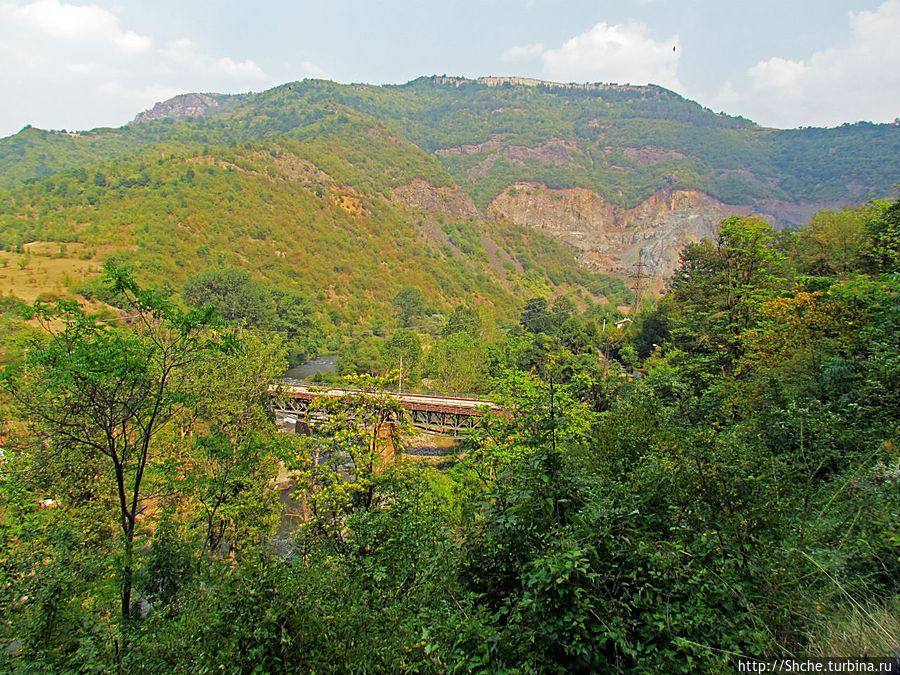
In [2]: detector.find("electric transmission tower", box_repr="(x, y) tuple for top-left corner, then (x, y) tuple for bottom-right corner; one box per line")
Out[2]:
(630, 249), (646, 311)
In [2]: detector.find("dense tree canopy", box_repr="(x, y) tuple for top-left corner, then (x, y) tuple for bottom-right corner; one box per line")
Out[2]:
(1, 199), (899, 672)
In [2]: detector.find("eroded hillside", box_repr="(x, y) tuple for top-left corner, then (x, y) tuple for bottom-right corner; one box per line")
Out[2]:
(1, 76), (898, 282)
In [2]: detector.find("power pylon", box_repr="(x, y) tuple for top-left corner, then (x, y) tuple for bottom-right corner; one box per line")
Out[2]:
(630, 249), (646, 311)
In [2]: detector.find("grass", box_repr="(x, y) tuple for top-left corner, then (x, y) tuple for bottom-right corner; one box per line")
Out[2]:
(0, 244), (100, 305)
(807, 596), (900, 657)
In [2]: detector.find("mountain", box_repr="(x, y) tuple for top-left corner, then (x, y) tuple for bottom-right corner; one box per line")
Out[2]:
(0, 105), (629, 346)
(1, 76), (898, 281)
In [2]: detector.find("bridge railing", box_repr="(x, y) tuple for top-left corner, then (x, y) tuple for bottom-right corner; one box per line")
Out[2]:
(269, 381), (501, 437)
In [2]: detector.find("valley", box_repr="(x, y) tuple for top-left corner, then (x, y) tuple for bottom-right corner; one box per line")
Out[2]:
(1, 75), (898, 673)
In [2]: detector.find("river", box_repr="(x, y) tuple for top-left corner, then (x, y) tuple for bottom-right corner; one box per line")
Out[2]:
(283, 354), (338, 381)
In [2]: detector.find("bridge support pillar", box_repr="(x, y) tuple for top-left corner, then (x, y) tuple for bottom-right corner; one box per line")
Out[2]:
(377, 421), (401, 466)
(278, 415), (297, 434)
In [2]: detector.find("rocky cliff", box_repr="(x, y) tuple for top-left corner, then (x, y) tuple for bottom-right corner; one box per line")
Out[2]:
(38, 78), (887, 282)
(488, 184), (750, 277)
(392, 179), (481, 219)
(391, 179), (748, 277)
(393, 178), (853, 277)
(429, 75), (660, 94)
(131, 93), (221, 124)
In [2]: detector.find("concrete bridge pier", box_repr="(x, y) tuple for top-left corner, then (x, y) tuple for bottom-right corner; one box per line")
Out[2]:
(376, 420), (401, 466)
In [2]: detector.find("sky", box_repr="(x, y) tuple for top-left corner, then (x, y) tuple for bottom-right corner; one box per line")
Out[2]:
(0, 0), (898, 138)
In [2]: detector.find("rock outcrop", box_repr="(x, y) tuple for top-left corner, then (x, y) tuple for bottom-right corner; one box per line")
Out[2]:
(428, 75), (661, 95)
(131, 93), (220, 124)
(392, 179), (481, 219)
(488, 184), (751, 277)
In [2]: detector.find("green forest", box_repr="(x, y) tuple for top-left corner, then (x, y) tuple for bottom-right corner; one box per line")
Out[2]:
(1, 192), (898, 671)
(0, 113), (631, 348)
(0, 75), (898, 673)
(3, 78), (900, 216)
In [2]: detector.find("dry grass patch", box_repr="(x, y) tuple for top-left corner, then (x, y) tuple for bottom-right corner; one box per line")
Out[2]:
(807, 596), (900, 657)
(0, 246), (100, 305)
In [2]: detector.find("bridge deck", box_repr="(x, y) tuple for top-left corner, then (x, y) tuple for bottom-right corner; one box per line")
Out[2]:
(271, 383), (498, 436)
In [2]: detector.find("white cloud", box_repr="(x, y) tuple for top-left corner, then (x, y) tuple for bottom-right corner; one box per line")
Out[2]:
(299, 60), (330, 79)
(2, 0), (151, 52)
(748, 57), (810, 93)
(502, 42), (544, 62)
(161, 38), (269, 83)
(95, 81), (182, 107)
(709, 0), (900, 127)
(539, 21), (681, 90)
(0, 1), (276, 135)
(66, 61), (97, 76)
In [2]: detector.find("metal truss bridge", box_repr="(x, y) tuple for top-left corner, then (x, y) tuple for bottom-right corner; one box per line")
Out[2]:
(271, 383), (498, 436)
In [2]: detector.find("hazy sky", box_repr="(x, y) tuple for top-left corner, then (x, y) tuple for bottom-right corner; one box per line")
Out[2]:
(1, 0), (898, 138)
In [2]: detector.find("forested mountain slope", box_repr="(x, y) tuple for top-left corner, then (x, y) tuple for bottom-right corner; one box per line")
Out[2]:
(1, 76), (898, 277)
(2, 76), (900, 672)
(0, 109), (627, 349)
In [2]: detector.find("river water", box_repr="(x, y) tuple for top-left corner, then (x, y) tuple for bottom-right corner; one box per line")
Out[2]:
(283, 354), (338, 381)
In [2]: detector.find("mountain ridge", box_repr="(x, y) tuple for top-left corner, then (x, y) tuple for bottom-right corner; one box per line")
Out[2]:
(1, 76), (897, 277)
(131, 93), (223, 125)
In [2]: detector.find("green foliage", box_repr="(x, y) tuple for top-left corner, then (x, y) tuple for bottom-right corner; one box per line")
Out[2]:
(183, 266), (272, 325)
(442, 303), (481, 338)
(521, 295), (554, 334)
(2, 183), (900, 672)
(863, 198), (900, 272)
(392, 285), (426, 327)
(665, 216), (788, 394)
(3, 78), (898, 241)
(182, 267), (323, 365)
(385, 328), (423, 384)
(0, 119), (600, 339)
(786, 205), (871, 276)
(424, 331), (489, 394)
(0, 263), (233, 658)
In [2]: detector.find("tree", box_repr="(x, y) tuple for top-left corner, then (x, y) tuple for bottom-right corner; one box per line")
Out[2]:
(666, 216), (787, 383)
(425, 331), (488, 394)
(521, 296), (553, 334)
(183, 271), (323, 366)
(790, 205), (869, 276)
(443, 304), (481, 338)
(392, 285), (425, 328)
(299, 374), (410, 550)
(385, 328), (422, 387)
(268, 285), (323, 365)
(182, 267), (273, 326)
(179, 333), (287, 559)
(338, 330), (389, 376)
(737, 291), (854, 395)
(3, 263), (226, 629)
(863, 198), (900, 272)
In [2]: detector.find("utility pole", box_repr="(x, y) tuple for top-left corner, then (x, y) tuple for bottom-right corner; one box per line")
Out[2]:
(398, 355), (403, 396)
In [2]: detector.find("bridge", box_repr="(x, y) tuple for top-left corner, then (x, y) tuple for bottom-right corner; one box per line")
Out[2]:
(271, 383), (499, 436)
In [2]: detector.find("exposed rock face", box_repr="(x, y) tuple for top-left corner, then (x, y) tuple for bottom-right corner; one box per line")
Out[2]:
(429, 75), (660, 95)
(437, 137), (577, 178)
(488, 184), (616, 236)
(392, 179), (481, 219)
(131, 93), (220, 124)
(436, 137), (575, 165)
(392, 179), (758, 277)
(620, 146), (686, 166)
(488, 184), (751, 276)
